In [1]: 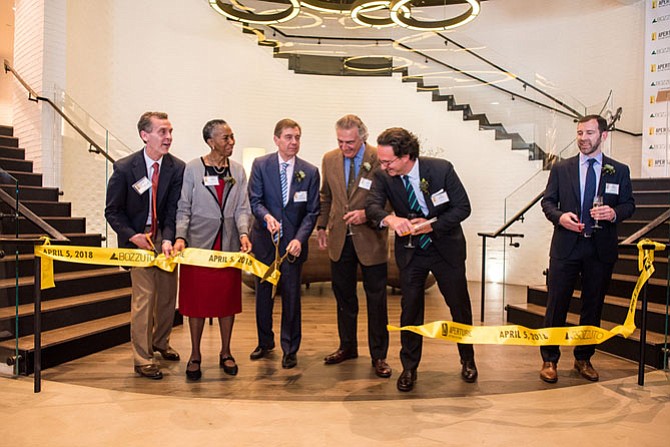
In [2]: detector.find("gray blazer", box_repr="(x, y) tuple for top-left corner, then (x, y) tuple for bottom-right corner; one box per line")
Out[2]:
(176, 157), (251, 251)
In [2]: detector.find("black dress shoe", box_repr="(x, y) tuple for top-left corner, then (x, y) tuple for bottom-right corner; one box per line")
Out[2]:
(324, 349), (358, 365)
(372, 358), (392, 378)
(220, 355), (239, 376)
(153, 345), (180, 361)
(250, 345), (274, 360)
(134, 364), (163, 380)
(186, 360), (202, 381)
(461, 359), (478, 383)
(282, 353), (297, 369)
(397, 369), (417, 392)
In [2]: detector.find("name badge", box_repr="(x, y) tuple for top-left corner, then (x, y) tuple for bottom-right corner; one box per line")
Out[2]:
(294, 191), (307, 202)
(204, 175), (220, 186)
(605, 183), (619, 195)
(132, 177), (152, 195)
(358, 178), (372, 190)
(431, 189), (449, 206)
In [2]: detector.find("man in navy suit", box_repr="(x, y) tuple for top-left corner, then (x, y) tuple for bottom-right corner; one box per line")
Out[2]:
(105, 111), (185, 379)
(366, 127), (477, 392)
(540, 114), (634, 383)
(248, 118), (320, 369)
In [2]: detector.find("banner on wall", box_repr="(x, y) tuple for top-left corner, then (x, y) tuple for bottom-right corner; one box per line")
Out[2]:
(642, 0), (670, 177)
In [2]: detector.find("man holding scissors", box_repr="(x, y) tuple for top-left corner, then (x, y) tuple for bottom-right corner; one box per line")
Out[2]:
(105, 111), (185, 379)
(248, 118), (320, 369)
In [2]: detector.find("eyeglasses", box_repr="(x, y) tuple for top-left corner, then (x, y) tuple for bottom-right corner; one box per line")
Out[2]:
(379, 157), (399, 167)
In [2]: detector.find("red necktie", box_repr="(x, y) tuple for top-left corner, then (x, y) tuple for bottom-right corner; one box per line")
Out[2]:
(149, 162), (159, 239)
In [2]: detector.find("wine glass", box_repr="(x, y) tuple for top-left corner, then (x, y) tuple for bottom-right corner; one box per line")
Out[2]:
(592, 195), (604, 230)
(404, 212), (417, 249)
(344, 205), (355, 236)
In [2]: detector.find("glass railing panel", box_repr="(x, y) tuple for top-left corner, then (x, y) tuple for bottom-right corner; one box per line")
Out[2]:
(51, 87), (134, 249)
(0, 170), (20, 377)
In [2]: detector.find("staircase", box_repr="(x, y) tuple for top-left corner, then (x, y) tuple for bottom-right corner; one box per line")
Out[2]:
(242, 26), (556, 170)
(507, 178), (670, 368)
(0, 124), (133, 375)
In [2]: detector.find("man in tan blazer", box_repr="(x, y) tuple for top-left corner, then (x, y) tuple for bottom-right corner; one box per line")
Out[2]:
(317, 114), (391, 378)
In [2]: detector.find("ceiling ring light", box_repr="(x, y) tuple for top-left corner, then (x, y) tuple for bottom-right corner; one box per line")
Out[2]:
(351, 0), (410, 28)
(390, 0), (481, 31)
(209, 0), (301, 25)
(301, 0), (351, 14)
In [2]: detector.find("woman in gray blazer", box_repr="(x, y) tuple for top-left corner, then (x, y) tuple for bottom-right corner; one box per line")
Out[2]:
(173, 119), (252, 380)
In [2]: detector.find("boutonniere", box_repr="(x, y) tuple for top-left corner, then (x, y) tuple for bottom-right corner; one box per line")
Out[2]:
(362, 162), (372, 172)
(295, 170), (306, 183)
(602, 164), (615, 176)
(419, 178), (430, 194)
(222, 176), (236, 186)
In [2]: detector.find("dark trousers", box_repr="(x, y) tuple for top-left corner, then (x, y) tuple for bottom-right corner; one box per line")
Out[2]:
(541, 237), (614, 363)
(330, 236), (389, 360)
(399, 245), (474, 371)
(255, 260), (303, 355)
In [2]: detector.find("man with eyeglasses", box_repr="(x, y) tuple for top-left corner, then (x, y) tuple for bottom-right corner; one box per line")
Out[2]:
(365, 127), (476, 392)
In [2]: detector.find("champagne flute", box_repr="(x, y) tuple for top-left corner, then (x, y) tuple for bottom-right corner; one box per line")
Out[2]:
(345, 204), (354, 236)
(404, 212), (417, 249)
(592, 195), (604, 230)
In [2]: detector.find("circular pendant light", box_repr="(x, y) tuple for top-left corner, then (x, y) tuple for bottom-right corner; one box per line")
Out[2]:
(390, 0), (481, 31)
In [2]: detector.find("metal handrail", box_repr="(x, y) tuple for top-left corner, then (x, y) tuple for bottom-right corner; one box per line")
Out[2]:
(620, 208), (670, 246)
(259, 26), (642, 136)
(3, 59), (115, 164)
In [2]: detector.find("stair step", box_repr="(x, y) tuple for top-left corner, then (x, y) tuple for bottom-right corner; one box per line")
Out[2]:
(0, 233), (103, 254)
(0, 135), (18, 148)
(2, 216), (86, 234)
(506, 302), (667, 368)
(0, 146), (25, 160)
(0, 200), (71, 217)
(0, 125), (12, 137)
(0, 170), (42, 186)
(527, 285), (668, 333)
(0, 156), (32, 172)
(0, 184), (59, 201)
(633, 190), (670, 205)
(0, 252), (109, 279)
(632, 178), (670, 191)
(0, 288), (132, 339)
(0, 313), (132, 374)
(0, 266), (131, 305)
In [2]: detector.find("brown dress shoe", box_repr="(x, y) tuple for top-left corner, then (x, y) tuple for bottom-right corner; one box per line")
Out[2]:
(323, 349), (358, 365)
(540, 361), (558, 383)
(460, 359), (478, 383)
(574, 360), (599, 381)
(397, 369), (417, 392)
(372, 359), (392, 378)
(134, 364), (163, 380)
(153, 346), (180, 361)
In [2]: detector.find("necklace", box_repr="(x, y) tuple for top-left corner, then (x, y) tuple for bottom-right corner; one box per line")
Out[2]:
(205, 154), (228, 174)
(211, 165), (227, 175)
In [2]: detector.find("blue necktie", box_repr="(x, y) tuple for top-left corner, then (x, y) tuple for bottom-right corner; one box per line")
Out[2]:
(402, 175), (431, 249)
(582, 158), (597, 236)
(280, 162), (289, 207)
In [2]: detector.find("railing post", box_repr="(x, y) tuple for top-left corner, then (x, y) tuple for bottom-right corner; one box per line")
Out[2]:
(480, 235), (487, 323)
(34, 254), (41, 393)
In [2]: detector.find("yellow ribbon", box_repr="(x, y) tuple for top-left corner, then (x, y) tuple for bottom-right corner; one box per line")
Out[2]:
(34, 239), (279, 290)
(388, 239), (666, 346)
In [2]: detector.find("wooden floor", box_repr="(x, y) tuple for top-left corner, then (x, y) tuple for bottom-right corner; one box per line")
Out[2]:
(40, 281), (645, 401)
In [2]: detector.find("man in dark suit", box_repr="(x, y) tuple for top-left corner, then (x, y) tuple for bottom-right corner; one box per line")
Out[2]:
(317, 114), (391, 378)
(105, 111), (186, 379)
(366, 127), (477, 392)
(248, 118), (320, 369)
(540, 114), (634, 383)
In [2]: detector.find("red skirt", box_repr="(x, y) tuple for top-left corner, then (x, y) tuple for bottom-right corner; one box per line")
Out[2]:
(178, 265), (242, 318)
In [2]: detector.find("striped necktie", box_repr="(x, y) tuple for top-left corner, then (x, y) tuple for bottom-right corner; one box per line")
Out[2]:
(280, 162), (289, 207)
(402, 175), (431, 249)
